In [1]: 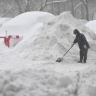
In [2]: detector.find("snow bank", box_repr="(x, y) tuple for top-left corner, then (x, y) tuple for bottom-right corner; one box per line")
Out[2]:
(86, 20), (96, 34)
(77, 64), (96, 96)
(0, 41), (10, 52)
(14, 12), (96, 61)
(0, 68), (77, 96)
(0, 11), (55, 36)
(13, 23), (43, 54)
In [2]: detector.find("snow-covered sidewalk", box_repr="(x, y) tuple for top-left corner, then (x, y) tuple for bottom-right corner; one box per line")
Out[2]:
(0, 55), (96, 96)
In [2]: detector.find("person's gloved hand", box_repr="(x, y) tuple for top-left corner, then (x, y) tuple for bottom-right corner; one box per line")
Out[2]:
(71, 43), (74, 47)
(84, 45), (87, 49)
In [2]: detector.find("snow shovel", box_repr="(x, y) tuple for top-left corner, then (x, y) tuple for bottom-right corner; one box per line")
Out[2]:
(56, 46), (73, 62)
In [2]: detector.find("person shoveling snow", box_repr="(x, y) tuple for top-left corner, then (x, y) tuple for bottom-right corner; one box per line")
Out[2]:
(72, 29), (90, 63)
(56, 29), (90, 63)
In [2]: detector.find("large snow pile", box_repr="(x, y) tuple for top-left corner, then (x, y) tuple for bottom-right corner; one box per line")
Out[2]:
(14, 12), (96, 61)
(0, 68), (78, 96)
(77, 64), (96, 96)
(78, 19), (88, 25)
(0, 11), (55, 36)
(86, 20), (96, 34)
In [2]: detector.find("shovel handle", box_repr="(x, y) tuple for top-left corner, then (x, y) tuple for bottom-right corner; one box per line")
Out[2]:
(63, 46), (73, 57)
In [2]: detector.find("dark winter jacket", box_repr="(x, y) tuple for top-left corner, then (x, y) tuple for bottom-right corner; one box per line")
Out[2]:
(73, 29), (90, 50)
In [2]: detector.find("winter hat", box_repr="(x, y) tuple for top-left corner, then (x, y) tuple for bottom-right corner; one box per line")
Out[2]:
(73, 29), (79, 34)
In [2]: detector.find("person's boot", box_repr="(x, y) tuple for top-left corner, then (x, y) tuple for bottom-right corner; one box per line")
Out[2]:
(83, 58), (86, 63)
(77, 60), (82, 63)
(84, 60), (86, 63)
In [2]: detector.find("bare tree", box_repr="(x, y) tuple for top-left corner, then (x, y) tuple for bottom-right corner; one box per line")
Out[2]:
(14, 0), (32, 13)
(39, 0), (67, 11)
(39, 0), (48, 11)
(82, 0), (89, 20)
(0, 0), (96, 20)
(0, 0), (14, 17)
(74, 0), (89, 20)
(71, 0), (74, 16)
(25, 0), (31, 12)
(57, 1), (60, 15)
(14, 0), (24, 13)
(52, 0), (54, 14)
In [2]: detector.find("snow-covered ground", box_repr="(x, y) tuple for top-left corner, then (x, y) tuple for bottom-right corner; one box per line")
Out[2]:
(0, 11), (96, 96)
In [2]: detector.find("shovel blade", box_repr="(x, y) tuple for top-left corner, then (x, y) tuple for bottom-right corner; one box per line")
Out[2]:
(56, 57), (63, 62)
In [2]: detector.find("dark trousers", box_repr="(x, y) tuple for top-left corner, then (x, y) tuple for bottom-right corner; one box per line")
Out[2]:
(80, 49), (88, 62)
